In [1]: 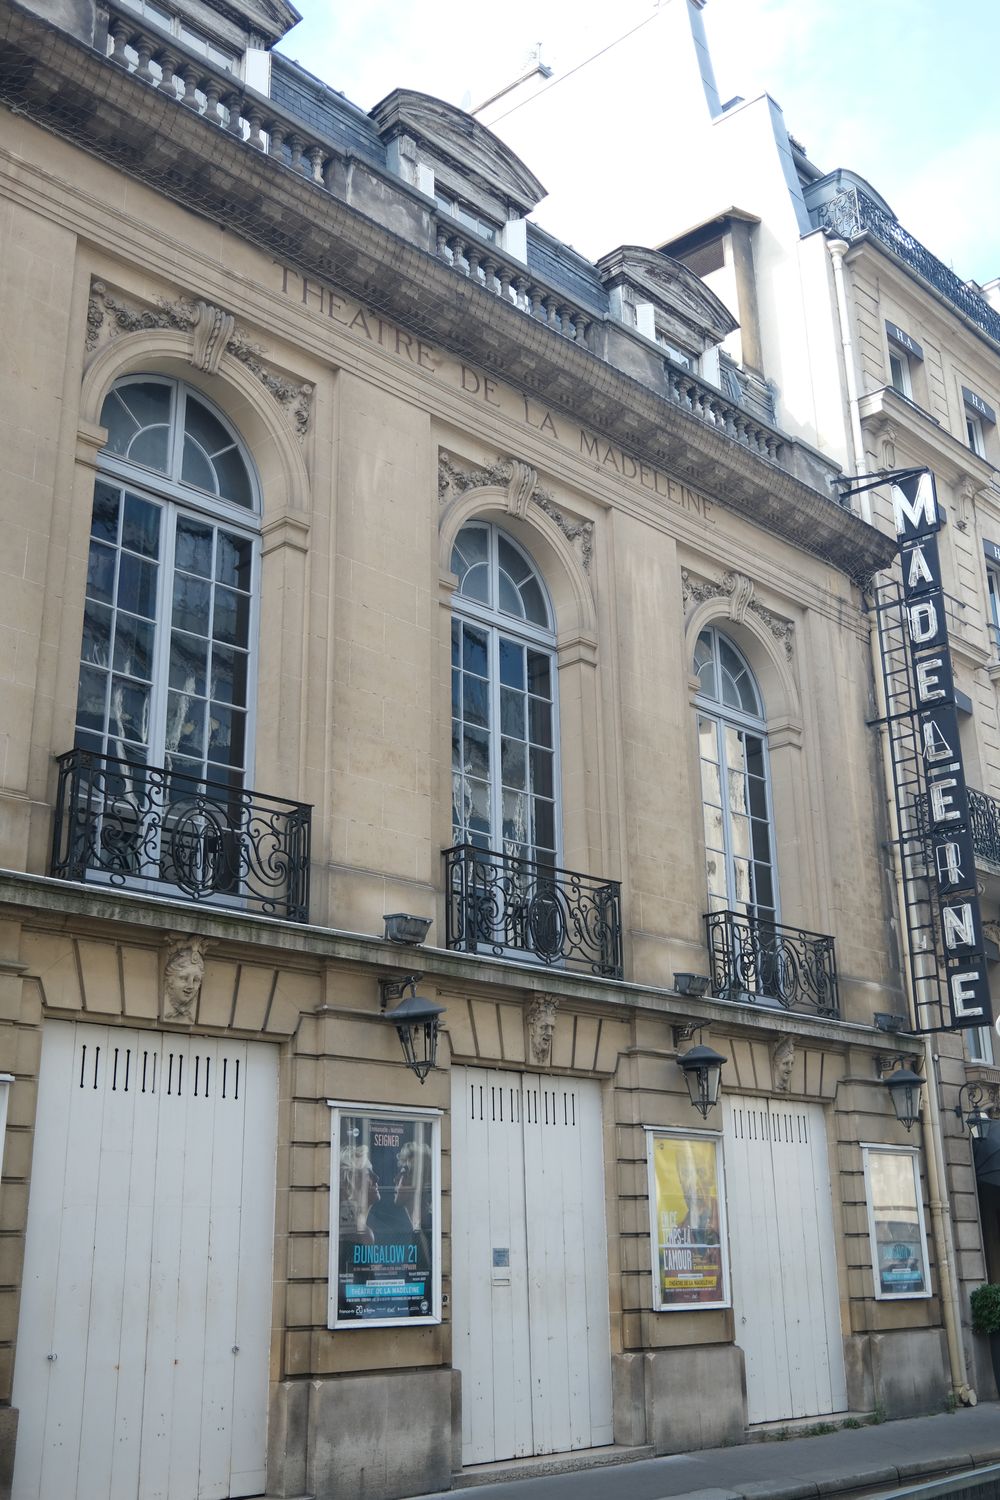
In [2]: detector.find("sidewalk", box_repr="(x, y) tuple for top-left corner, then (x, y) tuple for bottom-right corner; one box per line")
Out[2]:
(428, 1405), (1000, 1500)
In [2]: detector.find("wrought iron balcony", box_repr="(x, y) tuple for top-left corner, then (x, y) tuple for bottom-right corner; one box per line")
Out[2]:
(814, 186), (1000, 350)
(51, 748), (311, 921)
(970, 787), (1000, 868)
(704, 909), (839, 1018)
(444, 844), (623, 978)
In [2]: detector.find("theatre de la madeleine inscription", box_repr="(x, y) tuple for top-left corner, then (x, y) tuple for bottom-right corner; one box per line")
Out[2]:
(275, 262), (714, 524)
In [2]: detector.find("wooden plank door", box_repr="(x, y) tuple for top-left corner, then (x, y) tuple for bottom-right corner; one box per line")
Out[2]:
(724, 1096), (848, 1424)
(12, 1023), (277, 1500)
(450, 1067), (612, 1467)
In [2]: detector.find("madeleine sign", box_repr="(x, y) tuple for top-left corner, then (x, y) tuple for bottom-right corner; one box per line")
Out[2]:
(892, 471), (992, 1030)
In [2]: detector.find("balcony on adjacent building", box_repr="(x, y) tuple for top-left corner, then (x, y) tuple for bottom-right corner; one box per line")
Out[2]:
(704, 908), (840, 1018)
(51, 748), (312, 921)
(971, 787), (1000, 874)
(444, 844), (623, 978)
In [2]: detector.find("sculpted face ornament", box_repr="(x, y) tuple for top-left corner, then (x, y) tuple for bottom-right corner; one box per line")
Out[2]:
(162, 936), (207, 1021)
(771, 1034), (796, 1094)
(527, 996), (558, 1066)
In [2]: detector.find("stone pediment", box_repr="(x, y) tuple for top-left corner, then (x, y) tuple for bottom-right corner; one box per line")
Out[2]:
(597, 246), (738, 346)
(370, 89), (546, 217)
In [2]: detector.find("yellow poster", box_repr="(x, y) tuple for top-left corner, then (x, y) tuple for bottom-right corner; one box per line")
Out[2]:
(651, 1134), (727, 1309)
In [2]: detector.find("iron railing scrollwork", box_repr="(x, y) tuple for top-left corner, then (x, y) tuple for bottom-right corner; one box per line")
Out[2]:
(51, 748), (311, 921)
(969, 787), (1000, 868)
(444, 843), (623, 978)
(815, 187), (1000, 350)
(704, 909), (839, 1017)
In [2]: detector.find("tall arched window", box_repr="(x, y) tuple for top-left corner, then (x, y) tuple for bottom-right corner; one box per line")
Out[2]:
(75, 376), (260, 788)
(450, 522), (558, 866)
(694, 628), (777, 923)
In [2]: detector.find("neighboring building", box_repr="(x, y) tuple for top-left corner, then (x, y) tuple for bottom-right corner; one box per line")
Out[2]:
(0, 1), (974, 1498)
(656, 0), (1000, 1418)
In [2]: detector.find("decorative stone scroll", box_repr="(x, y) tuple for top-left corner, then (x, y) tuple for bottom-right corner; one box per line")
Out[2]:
(526, 995), (558, 1067)
(86, 280), (314, 437)
(439, 450), (594, 574)
(681, 567), (794, 659)
(161, 934), (209, 1023)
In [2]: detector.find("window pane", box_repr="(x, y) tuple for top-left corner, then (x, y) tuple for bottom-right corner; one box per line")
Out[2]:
(76, 664), (108, 732)
(216, 531), (252, 588)
(117, 554), (158, 619)
(698, 715), (718, 764)
(463, 673), (489, 728)
(462, 624), (487, 677)
(175, 518), (214, 578)
(122, 495), (161, 558)
(113, 614), (154, 681)
(499, 638), (525, 689)
(451, 618), (461, 668)
(502, 789), (529, 845)
(466, 778), (490, 835)
(730, 812), (751, 860)
(181, 436), (218, 494)
(167, 690), (205, 758)
(91, 484), (121, 542)
(171, 573), (210, 635)
(462, 727), (489, 780)
(501, 737), (526, 789)
(212, 447), (254, 509)
(81, 602), (112, 668)
(527, 651), (551, 697)
(212, 586), (250, 647)
(498, 573), (523, 618)
(530, 746), (553, 799)
(500, 688), (525, 738)
(528, 697), (552, 747)
(703, 803), (725, 854)
(532, 797), (555, 852)
(109, 676), (150, 745)
(169, 630), (208, 696)
(100, 382), (170, 462)
(87, 541), (116, 606)
(700, 757), (722, 809)
(459, 562), (489, 604)
(128, 424), (170, 473)
(519, 576), (548, 627)
(211, 644), (247, 707)
(705, 851), (726, 899)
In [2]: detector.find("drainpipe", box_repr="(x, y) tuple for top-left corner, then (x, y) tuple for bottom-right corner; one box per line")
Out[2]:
(834, 234), (976, 1405)
(827, 238), (871, 523)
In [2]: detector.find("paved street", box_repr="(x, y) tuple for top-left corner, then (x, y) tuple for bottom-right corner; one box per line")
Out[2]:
(428, 1405), (1000, 1500)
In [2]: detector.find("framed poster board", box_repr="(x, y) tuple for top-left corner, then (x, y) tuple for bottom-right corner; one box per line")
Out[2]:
(327, 1101), (442, 1328)
(646, 1128), (730, 1311)
(862, 1144), (931, 1300)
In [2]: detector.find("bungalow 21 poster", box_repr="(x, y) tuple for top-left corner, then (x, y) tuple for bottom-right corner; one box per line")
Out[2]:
(650, 1133), (728, 1309)
(336, 1112), (436, 1323)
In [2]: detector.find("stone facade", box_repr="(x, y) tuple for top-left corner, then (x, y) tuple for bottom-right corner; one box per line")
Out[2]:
(0, 0), (966, 1496)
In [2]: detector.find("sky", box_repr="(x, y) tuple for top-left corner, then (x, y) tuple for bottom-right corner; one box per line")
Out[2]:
(276, 0), (1000, 286)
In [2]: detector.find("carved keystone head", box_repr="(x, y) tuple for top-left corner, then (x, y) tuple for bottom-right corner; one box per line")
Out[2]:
(162, 934), (208, 1022)
(771, 1033), (796, 1094)
(526, 996), (558, 1067)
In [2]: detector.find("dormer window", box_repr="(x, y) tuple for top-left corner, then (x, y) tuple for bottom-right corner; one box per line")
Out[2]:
(117, 0), (240, 71)
(435, 192), (500, 246)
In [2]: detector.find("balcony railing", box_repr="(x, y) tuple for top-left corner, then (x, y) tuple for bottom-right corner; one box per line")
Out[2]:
(814, 186), (1000, 350)
(970, 787), (1000, 867)
(704, 909), (839, 1018)
(52, 748), (311, 921)
(444, 844), (623, 978)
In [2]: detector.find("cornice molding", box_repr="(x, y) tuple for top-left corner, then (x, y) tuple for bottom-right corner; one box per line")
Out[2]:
(0, 2), (895, 582)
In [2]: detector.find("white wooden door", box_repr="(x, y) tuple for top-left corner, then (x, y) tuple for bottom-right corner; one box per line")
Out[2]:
(12, 1022), (278, 1500)
(724, 1096), (848, 1424)
(451, 1068), (612, 1466)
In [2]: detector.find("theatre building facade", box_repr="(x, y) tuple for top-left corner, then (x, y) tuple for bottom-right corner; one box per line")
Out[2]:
(0, 0), (984, 1496)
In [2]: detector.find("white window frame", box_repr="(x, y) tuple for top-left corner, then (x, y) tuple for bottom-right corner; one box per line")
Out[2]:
(861, 1143), (931, 1301)
(695, 627), (779, 923)
(645, 1126), (731, 1312)
(888, 344), (912, 399)
(326, 1100), (443, 1330)
(968, 1025), (995, 1065)
(451, 522), (562, 869)
(987, 563), (1000, 655)
(968, 412), (987, 459)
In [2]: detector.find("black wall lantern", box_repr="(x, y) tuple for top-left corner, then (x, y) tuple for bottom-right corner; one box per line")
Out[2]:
(379, 973), (444, 1083)
(675, 1028), (728, 1119)
(954, 1081), (997, 1140)
(877, 1055), (925, 1131)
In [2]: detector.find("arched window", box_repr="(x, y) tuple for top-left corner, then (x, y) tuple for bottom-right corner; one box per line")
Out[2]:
(694, 627), (777, 922)
(450, 522), (558, 865)
(75, 376), (260, 787)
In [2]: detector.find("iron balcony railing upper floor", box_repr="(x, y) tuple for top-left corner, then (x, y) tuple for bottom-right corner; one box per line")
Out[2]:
(96, 0), (796, 476)
(52, 748), (312, 921)
(970, 787), (1000, 868)
(444, 843), (623, 979)
(814, 186), (1000, 351)
(704, 908), (840, 1018)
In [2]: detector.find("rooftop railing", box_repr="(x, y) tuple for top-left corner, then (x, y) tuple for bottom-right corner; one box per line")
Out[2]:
(814, 186), (1000, 350)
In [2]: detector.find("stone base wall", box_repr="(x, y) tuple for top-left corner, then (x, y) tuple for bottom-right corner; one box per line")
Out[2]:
(644, 1345), (746, 1453)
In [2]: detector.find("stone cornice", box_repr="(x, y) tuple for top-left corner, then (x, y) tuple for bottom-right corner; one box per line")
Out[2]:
(0, 1), (896, 583)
